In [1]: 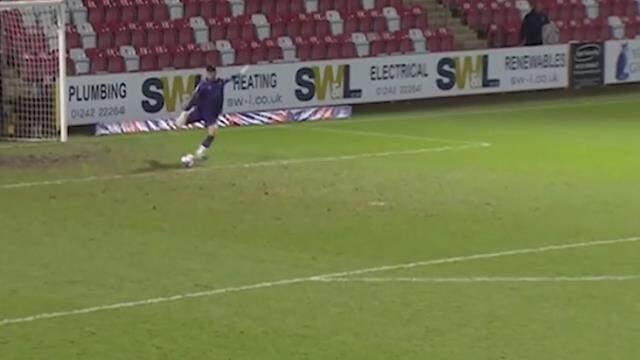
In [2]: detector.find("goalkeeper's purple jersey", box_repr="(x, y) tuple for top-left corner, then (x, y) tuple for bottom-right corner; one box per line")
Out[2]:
(185, 78), (231, 122)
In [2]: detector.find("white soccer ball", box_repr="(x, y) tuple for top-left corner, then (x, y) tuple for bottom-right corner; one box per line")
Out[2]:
(180, 154), (195, 168)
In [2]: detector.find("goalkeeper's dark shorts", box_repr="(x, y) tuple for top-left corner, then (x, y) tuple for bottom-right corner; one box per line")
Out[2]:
(187, 109), (220, 127)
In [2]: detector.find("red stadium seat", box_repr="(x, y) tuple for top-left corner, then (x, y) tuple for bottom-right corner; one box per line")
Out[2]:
(216, 0), (232, 17)
(108, 54), (126, 73)
(347, 0), (363, 12)
(244, 0), (260, 14)
(154, 45), (172, 69)
(555, 21), (571, 42)
(293, 36), (311, 61)
(626, 0), (639, 16)
(261, 0), (276, 16)
(234, 41), (251, 64)
(487, 23), (504, 47)
(569, 20), (585, 41)
(87, 0), (105, 25)
(315, 13), (332, 37)
(135, 0), (153, 23)
(169, 44), (189, 68)
(319, 0), (335, 12)
(383, 32), (399, 53)
(544, 0), (560, 20)
(96, 24), (114, 49)
(183, 0), (200, 18)
(67, 58), (77, 76)
(398, 31), (414, 53)
(325, 36), (341, 59)
(113, 24), (132, 47)
(274, 0), (302, 16)
(505, 25), (520, 46)
(105, 1), (121, 24)
(595, 16), (612, 40)
(66, 26), (82, 49)
(356, 10), (373, 32)
(119, 0), (137, 23)
(225, 17), (243, 45)
(372, 10), (388, 32)
(463, 3), (482, 31)
(309, 36), (327, 60)
(130, 23), (147, 47)
(144, 22), (162, 46)
(187, 45), (205, 68)
(334, 0), (348, 14)
(623, 16), (640, 37)
(151, 0), (169, 21)
(88, 49), (108, 73)
(438, 27), (454, 51)
(177, 20), (195, 44)
(203, 47), (221, 66)
(368, 32), (385, 56)
(344, 14), (359, 34)
(341, 38), (357, 58)
(265, 38), (283, 61)
(571, 0), (586, 19)
(270, 15), (288, 37)
(300, 14), (316, 37)
(250, 41), (267, 63)
(138, 46), (157, 71)
(288, 14), (305, 37)
(424, 28), (440, 52)
(612, 0), (626, 16)
(597, 0), (612, 18)
(160, 20), (177, 46)
(200, 0), (216, 19)
(241, 18), (257, 41)
(208, 18), (225, 41)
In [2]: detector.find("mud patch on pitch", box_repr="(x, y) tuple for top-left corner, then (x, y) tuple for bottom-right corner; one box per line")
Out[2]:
(0, 152), (93, 168)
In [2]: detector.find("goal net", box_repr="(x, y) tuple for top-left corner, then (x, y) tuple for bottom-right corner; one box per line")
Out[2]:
(0, 0), (67, 141)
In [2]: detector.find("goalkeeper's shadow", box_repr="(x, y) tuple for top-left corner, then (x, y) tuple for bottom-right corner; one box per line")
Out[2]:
(132, 160), (184, 174)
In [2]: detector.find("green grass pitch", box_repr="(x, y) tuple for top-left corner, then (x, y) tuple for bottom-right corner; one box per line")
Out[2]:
(1, 92), (639, 359)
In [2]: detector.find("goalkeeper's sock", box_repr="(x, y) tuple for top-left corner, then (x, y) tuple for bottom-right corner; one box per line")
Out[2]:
(195, 135), (215, 159)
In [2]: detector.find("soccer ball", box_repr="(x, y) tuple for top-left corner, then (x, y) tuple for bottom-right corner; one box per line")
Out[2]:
(180, 154), (195, 168)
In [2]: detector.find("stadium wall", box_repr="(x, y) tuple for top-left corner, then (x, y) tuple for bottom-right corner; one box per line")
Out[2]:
(66, 40), (638, 129)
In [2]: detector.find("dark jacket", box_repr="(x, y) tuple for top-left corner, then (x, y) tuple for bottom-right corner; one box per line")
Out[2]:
(520, 9), (550, 46)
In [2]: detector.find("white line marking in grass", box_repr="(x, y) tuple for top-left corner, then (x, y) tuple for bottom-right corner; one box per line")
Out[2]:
(311, 236), (640, 280)
(298, 127), (486, 146)
(368, 201), (387, 207)
(0, 93), (635, 150)
(314, 275), (640, 283)
(0, 142), (489, 190)
(1, 235), (639, 327)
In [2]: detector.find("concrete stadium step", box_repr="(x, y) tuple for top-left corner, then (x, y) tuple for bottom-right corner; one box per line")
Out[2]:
(405, 0), (487, 50)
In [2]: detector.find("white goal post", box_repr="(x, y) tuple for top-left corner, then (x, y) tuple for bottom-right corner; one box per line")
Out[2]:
(0, 0), (67, 142)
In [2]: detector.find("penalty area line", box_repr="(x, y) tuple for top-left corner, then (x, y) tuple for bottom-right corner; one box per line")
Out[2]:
(0, 142), (489, 190)
(313, 275), (640, 283)
(1, 235), (639, 327)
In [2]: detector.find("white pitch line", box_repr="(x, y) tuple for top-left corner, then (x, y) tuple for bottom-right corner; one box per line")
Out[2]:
(0, 142), (488, 190)
(311, 236), (640, 280)
(314, 275), (640, 283)
(0, 93), (635, 150)
(298, 127), (486, 146)
(1, 235), (639, 327)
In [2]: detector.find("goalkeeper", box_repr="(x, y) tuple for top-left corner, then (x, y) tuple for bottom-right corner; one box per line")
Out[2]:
(176, 65), (232, 161)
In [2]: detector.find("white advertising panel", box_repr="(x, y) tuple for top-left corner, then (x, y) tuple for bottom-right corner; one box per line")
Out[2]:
(604, 39), (640, 84)
(66, 45), (570, 125)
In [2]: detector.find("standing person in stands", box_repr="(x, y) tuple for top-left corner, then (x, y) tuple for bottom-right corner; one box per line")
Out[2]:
(520, 1), (550, 46)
